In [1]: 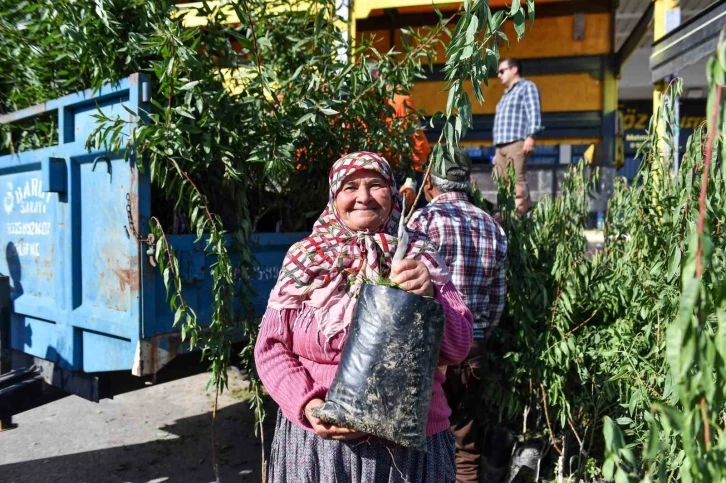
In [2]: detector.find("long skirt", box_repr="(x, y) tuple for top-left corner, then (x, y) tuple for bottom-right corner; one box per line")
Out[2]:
(267, 410), (456, 483)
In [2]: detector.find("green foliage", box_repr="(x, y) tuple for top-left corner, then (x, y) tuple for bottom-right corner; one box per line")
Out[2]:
(410, 0), (534, 214)
(607, 45), (726, 483)
(0, 0), (160, 152)
(0, 0), (445, 397)
(1, 0), (531, 403)
(468, 46), (726, 481)
(7, 1), (726, 480)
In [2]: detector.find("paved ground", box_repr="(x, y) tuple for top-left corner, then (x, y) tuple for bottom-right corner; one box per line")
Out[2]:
(0, 369), (277, 483)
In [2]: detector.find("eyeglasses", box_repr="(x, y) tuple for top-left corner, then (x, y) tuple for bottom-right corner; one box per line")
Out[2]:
(497, 66), (512, 75)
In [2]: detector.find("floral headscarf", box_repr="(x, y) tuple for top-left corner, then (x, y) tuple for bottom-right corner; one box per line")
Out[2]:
(268, 151), (450, 342)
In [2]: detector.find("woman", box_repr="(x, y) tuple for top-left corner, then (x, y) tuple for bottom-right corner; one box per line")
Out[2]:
(254, 151), (473, 482)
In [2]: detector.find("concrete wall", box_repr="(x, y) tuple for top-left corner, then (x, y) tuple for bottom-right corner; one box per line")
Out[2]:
(471, 164), (569, 206)
(471, 162), (615, 226)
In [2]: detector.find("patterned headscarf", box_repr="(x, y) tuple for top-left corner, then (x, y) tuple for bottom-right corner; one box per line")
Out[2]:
(268, 151), (450, 342)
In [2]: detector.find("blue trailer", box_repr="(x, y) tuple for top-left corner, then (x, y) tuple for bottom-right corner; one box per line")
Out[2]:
(0, 74), (304, 406)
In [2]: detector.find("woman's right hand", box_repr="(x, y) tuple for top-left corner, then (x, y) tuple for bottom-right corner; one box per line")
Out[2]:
(304, 398), (366, 441)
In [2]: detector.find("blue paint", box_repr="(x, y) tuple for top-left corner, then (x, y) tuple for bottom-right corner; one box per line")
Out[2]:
(0, 74), (306, 375)
(143, 232), (306, 338)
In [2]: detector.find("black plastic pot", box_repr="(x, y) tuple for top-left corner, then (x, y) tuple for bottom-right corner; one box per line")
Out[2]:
(313, 283), (446, 451)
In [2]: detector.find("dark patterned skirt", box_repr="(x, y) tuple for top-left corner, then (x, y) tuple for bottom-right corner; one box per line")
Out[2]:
(267, 410), (456, 483)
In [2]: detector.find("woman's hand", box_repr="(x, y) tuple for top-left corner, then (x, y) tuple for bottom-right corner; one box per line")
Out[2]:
(391, 259), (434, 297)
(304, 398), (366, 441)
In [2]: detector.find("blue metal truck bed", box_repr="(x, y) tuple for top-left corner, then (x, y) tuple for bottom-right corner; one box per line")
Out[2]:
(0, 74), (303, 399)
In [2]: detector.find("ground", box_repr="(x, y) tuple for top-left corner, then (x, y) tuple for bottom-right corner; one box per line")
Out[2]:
(0, 369), (277, 483)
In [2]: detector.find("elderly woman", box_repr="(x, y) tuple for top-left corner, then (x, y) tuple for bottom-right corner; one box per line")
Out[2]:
(254, 152), (473, 482)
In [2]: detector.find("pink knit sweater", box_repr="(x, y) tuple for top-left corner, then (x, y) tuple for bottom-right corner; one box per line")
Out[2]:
(254, 281), (473, 437)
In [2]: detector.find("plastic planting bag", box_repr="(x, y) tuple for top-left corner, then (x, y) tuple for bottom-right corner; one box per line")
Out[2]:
(312, 283), (445, 451)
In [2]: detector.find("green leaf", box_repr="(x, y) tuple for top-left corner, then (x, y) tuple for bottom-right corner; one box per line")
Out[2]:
(489, 10), (505, 31)
(628, 390), (639, 414)
(653, 403), (684, 433)
(644, 414), (660, 460)
(615, 469), (631, 483)
(509, 0), (521, 17)
(667, 276), (699, 380)
(460, 44), (474, 60)
(446, 82), (458, 116)
(179, 80), (200, 91)
(430, 143), (445, 179)
(296, 113), (316, 125)
(238, 38), (254, 51)
(667, 247), (682, 280)
(257, 36), (272, 50)
(604, 416), (625, 451)
(319, 107), (339, 115)
(445, 120), (455, 145)
(526, 0), (535, 26)
(717, 307), (726, 362)
(512, 10), (526, 40)
(174, 107), (195, 119)
(603, 459), (615, 480)
(465, 14), (479, 42)
(717, 39), (726, 68)
(477, 2), (490, 25)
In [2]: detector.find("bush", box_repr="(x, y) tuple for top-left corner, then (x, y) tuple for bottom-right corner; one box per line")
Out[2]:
(480, 56), (726, 481)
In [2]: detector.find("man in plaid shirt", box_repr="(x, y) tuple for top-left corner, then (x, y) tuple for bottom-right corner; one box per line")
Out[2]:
(493, 58), (542, 216)
(408, 148), (507, 483)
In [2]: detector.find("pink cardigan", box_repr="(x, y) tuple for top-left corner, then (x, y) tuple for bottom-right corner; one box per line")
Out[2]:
(254, 281), (473, 437)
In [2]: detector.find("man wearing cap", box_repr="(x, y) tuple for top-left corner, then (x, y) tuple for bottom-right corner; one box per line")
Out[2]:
(408, 148), (508, 483)
(493, 58), (542, 216)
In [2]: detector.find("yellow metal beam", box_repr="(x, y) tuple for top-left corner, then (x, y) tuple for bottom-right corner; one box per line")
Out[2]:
(353, 0), (460, 20)
(652, 0), (679, 198)
(174, 1), (350, 95)
(652, 0), (679, 115)
(653, 0), (679, 41)
(174, 1), (239, 27)
(174, 1), (346, 29)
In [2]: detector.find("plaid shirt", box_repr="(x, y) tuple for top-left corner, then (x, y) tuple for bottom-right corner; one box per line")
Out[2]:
(408, 192), (508, 339)
(492, 78), (543, 145)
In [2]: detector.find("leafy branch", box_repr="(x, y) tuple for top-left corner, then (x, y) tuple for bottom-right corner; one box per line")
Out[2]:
(407, 0), (535, 221)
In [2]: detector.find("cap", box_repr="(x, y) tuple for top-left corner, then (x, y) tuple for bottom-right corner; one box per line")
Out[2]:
(438, 147), (472, 182)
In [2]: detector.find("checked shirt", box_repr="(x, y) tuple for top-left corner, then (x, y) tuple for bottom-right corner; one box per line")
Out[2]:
(492, 78), (543, 146)
(408, 192), (507, 339)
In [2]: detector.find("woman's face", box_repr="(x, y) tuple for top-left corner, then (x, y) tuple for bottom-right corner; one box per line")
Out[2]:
(335, 170), (393, 232)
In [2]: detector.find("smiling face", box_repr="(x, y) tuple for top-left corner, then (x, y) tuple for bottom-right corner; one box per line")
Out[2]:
(334, 169), (393, 232)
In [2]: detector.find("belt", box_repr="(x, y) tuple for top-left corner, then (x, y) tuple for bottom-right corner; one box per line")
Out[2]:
(495, 140), (522, 148)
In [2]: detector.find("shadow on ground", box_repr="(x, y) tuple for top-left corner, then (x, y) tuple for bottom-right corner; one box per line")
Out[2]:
(1, 397), (277, 483)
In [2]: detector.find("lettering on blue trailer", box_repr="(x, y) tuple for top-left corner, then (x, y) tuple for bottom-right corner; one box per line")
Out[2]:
(255, 265), (281, 281)
(6, 222), (52, 236)
(4, 178), (52, 215)
(3, 178), (53, 258)
(8, 242), (41, 258)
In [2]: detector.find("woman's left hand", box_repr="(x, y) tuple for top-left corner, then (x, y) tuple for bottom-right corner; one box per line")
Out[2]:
(305, 399), (366, 440)
(391, 259), (434, 297)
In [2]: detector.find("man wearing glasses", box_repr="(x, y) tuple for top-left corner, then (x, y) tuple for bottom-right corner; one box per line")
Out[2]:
(493, 58), (542, 216)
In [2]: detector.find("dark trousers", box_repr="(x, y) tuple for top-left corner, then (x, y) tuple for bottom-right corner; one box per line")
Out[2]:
(444, 339), (484, 483)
